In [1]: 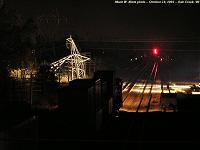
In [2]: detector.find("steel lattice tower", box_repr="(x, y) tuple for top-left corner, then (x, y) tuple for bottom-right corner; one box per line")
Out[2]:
(51, 36), (90, 80)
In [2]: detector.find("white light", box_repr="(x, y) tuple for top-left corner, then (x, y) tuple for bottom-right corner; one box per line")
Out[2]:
(51, 36), (90, 81)
(192, 92), (200, 95)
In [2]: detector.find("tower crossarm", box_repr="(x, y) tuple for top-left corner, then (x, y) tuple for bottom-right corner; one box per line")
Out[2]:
(50, 36), (91, 80)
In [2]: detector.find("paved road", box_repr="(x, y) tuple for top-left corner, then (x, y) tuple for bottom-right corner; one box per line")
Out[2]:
(121, 82), (161, 112)
(120, 81), (197, 112)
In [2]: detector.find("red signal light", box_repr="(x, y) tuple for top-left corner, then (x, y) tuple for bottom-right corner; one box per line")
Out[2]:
(153, 48), (159, 55)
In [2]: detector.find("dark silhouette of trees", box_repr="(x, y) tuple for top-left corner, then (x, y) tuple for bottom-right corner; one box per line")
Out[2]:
(35, 64), (59, 107)
(0, 4), (43, 68)
(0, 3), (62, 105)
(0, 5), (23, 67)
(0, 4), (68, 69)
(0, 64), (13, 102)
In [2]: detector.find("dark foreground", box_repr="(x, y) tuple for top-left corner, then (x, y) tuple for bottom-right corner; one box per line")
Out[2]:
(1, 105), (200, 150)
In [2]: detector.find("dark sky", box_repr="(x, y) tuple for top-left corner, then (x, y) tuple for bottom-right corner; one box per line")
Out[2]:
(7, 0), (200, 40)
(5, 0), (200, 77)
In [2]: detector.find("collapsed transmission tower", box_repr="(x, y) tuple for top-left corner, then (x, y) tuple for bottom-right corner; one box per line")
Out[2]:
(51, 36), (90, 80)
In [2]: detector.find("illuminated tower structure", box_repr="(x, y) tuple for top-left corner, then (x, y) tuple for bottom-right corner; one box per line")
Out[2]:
(51, 36), (90, 80)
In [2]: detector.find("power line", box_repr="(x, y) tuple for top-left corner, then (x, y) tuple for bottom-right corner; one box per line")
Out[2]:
(79, 40), (200, 43)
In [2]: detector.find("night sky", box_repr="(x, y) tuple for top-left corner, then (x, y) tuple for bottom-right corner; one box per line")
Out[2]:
(7, 0), (200, 41)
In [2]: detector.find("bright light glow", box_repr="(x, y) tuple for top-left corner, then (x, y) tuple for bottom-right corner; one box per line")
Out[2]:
(122, 82), (127, 87)
(9, 68), (36, 80)
(58, 74), (71, 83)
(192, 92), (200, 95)
(123, 82), (194, 94)
(122, 83), (131, 92)
(153, 48), (158, 54)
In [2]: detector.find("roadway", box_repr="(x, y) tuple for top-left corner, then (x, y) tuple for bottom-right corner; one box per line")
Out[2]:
(120, 59), (198, 112)
(120, 60), (159, 112)
(120, 82), (161, 112)
(121, 80), (199, 112)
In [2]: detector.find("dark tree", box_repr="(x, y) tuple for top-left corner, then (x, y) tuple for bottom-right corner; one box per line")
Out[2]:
(35, 64), (59, 106)
(0, 64), (12, 102)
(0, 6), (23, 67)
